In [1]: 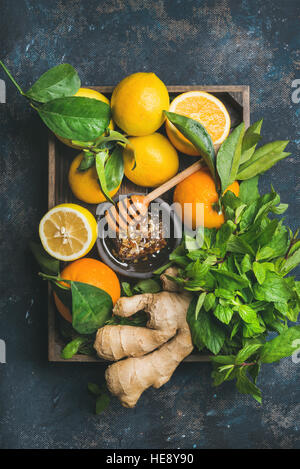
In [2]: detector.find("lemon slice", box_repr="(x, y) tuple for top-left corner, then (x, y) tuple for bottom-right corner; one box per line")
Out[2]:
(39, 203), (98, 261)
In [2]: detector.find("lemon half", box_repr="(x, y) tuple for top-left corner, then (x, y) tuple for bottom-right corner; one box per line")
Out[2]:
(39, 203), (98, 261)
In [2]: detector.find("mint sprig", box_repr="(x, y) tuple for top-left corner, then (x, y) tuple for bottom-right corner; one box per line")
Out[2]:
(168, 185), (300, 402)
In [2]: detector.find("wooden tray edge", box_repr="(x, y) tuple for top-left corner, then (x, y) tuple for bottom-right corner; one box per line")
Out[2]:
(47, 85), (251, 363)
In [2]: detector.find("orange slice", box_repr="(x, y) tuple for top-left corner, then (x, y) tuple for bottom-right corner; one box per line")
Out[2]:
(166, 91), (231, 156)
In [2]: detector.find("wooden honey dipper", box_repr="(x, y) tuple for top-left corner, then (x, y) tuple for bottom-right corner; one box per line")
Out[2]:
(105, 159), (203, 233)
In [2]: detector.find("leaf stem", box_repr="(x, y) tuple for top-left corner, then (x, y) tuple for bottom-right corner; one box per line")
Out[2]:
(0, 60), (24, 95)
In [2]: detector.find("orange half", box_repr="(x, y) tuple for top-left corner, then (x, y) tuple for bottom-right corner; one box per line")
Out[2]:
(166, 91), (231, 156)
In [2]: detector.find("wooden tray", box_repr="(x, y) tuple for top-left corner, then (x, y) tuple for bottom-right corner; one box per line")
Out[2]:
(48, 85), (250, 362)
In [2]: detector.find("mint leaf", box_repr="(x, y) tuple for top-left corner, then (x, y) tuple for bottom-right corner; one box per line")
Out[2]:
(239, 176), (260, 204)
(235, 304), (258, 324)
(259, 326), (300, 363)
(204, 292), (216, 312)
(195, 292), (207, 320)
(96, 393), (110, 414)
(283, 247), (300, 274)
(236, 368), (262, 403)
(254, 272), (293, 303)
(214, 304), (233, 325)
(235, 343), (263, 365)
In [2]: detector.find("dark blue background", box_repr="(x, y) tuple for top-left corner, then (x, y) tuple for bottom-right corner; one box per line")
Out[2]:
(0, 0), (299, 449)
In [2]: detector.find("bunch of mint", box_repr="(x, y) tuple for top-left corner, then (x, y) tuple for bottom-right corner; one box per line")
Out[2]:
(167, 176), (300, 402)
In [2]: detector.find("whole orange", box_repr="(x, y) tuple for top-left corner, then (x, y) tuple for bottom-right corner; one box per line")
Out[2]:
(173, 169), (239, 229)
(54, 258), (121, 322)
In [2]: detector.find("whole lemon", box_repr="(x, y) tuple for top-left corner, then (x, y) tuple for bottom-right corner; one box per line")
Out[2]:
(68, 153), (120, 204)
(57, 87), (114, 149)
(123, 133), (179, 187)
(111, 73), (169, 136)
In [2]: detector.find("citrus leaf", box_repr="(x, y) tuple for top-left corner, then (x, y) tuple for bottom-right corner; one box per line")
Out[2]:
(240, 119), (263, 164)
(104, 146), (124, 192)
(164, 111), (216, 181)
(26, 64), (80, 103)
(237, 140), (290, 180)
(29, 240), (60, 275)
(95, 151), (114, 204)
(217, 122), (245, 193)
(37, 96), (111, 141)
(71, 281), (113, 334)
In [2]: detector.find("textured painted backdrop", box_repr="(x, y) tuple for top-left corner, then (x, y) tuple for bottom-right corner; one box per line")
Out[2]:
(0, 0), (299, 449)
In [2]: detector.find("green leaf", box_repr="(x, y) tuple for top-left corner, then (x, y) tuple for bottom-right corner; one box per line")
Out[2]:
(37, 96), (111, 141)
(61, 337), (88, 359)
(105, 146), (124, 192)
(212, 269), (249, 291)
(241, 254), (252, 273)
(94, 129), (131, 147)
(188, 303), (225, 354)
(186, 298), (205, 351)
(254, 272), (293, 303)
(253, 261), (267, 285)
(96, 393), (110, 414)
(164, 111), (216, 181)
(255, 246), (274, 261)
(283, 247), (300, 274)
(26, 64), (80, 103)
(259, 326), (300, 363)
(217, 122), (245, 193)
(215, 288), (235, 300)
(107, 310), (148, 327)
(210, 355), (235, 365)
(71, 281), (113, 334)
(236, 368), (262, 403)
(271, 203), (288, 215)
(50, 279), (73, 310)
(237, 141), (290, 180)
(77, 152), (95, 171)
(203, 292), (216, 312)
(240, 119), (263, 164)
(30, 241), (60, 275)
(214, 304), (233, 325)
(235, 304), (258, 324)
(239, 176), (260, 204)
(88, 382), (103, 396)
(235, 343), (262, 365)
(215, 220), (236, 253)
(243, 321), (266, 338)
(153, 262), (173, 275)
(95, 150), (114, 204)
(195, 292), (207, 319)
(121, 282), (133, 297)
(133, 279), (161, 294)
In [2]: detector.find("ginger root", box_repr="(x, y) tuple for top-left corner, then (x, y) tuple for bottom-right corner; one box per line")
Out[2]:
(94, 269), (193, 408)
